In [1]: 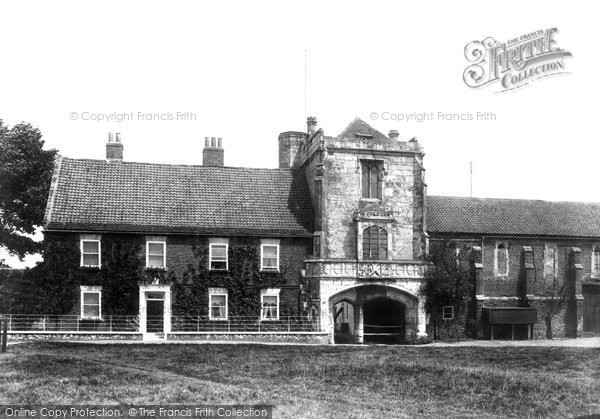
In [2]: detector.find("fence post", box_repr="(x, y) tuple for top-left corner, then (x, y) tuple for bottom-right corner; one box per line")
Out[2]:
(8, 314), (11, 332)
(1, 320), (7, 353)
(197, 316), (200, 332)
(109, 315), (113, 332)
(288, 317), (291, 332)
(43, 315), (47, 332)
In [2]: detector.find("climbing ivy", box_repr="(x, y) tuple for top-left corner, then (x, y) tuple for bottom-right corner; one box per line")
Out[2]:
(5, 234), (306, 317)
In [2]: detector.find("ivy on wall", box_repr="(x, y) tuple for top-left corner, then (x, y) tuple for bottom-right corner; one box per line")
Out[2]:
(171, 239), (299, 317)
(3, 234), (304, 317)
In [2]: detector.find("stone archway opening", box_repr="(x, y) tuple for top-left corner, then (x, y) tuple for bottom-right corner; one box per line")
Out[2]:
(333, 300), (357, 343)
(327, 284), (419, 344)
(363, 297), (405, 344)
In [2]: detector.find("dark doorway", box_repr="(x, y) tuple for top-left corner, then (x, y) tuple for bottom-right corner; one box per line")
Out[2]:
(146, 294), (164, 333)
(363, 298), (405, 344)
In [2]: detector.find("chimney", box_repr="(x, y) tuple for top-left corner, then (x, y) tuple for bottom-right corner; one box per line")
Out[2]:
(203, 136), (224, 166)
(106, 132), (123, 161)
(388, 130), (399, 140)
(307, 116), (318, 135)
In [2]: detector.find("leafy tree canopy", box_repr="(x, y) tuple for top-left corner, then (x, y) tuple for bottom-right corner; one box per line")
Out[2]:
(422, 240), (473, 317)
(0, 120), (57, 258)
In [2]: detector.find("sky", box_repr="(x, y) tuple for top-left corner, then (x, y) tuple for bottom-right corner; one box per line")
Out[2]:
(0, 0), (597, 267)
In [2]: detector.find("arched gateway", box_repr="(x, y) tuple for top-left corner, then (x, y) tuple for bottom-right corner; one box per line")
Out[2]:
(328, 284), (420, 344)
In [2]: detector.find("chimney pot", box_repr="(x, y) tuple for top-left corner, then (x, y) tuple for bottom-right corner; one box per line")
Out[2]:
(307, 116), (318, 135)
(106, 133), (123, 161)
(388, 129), (399, 140)
(203, 136), (224, 166)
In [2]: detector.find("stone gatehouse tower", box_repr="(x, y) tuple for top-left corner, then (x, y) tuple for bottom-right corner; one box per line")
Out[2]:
(279, 117), (429, 343)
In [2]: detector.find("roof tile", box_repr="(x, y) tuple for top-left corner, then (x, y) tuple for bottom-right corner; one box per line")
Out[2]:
(45, 158), (314, 236)
(428, 195), (600, 237)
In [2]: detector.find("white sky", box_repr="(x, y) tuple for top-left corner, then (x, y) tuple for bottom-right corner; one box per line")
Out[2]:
(0, 0), (597, 267)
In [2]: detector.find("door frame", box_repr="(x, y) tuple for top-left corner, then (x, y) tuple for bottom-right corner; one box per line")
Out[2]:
(139, 284), (172, 335)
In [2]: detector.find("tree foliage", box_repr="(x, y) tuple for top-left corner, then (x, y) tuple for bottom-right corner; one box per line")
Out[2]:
(422, 240), (473, 318)
(0, 120), (57, 258)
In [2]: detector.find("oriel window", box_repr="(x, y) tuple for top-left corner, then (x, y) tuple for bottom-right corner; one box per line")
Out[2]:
(362, 225), (388, 260)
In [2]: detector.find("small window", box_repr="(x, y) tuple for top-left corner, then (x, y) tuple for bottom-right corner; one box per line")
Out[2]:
(208, 288), (228, 320)
(261, 289), (280, 321)
(593, 245), (600, 277)
(544, 244), (557, 276)
(80, 239), (101, 267)
(80, 286), (102, 319)
(146, 241), (166, 269)
(361, 160), (383, 199)
(363, 225), (388, 260)
(209, 243), (228, 270)
(261, 244), (279, 271)
(313, 233), (321, 258)
(495, 242), (508, 276)
(442, 306), (454, 320)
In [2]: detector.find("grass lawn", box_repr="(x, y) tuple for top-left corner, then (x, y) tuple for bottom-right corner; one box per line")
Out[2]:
(0, 342), (598, 418)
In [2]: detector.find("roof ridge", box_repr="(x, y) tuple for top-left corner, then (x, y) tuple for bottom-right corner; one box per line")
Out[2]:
(428, 194), (600, 206)
(61, 157), (302, 172)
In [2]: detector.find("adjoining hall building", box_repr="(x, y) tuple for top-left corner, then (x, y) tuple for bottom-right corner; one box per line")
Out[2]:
(42, 119), (600, 342)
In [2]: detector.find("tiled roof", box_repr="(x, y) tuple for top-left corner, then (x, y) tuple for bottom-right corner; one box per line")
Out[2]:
(44, 158), (314, 236)
(427, 195), (600, 238)
(337, 118), (390, 142)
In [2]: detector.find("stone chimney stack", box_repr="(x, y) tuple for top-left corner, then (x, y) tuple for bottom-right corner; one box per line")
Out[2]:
(307, 116), (318, 135)
(388, 130), (399, 140)
(106, 132), (123, 161)
(203, 136), (224, 166)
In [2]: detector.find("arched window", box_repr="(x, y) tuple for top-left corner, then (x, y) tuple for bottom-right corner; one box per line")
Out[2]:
(362, 226), (388, 260)
(593, 245), (600, 277)
(495, 242), (508, 276)
(544, 244), (557, 276)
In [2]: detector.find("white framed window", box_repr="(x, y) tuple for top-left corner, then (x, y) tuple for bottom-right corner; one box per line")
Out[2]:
(260, 239), (280, 271)
(80, 286), (102, 319)
(209, 239), (228, 271)
(80, 239), (101, 267)
(544, 244), (558, 276)
(261, 288), (280, 321)
(442, 306), (454, 320)
(146, 240), (166, 269)
(208, 288), (228, 320)
(592, 244), (600, 278)
(495, 242), (509, 276)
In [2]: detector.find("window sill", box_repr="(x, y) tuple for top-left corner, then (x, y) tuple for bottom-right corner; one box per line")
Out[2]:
(146, 267), (166, 271)
(260, 318), (279, 322)
(209, 318), (228, 321)
(79, 317), (102, 321)
(261, 269), (280, 273)
(209, 268), (228, 272)
(80, 265), (101, 269)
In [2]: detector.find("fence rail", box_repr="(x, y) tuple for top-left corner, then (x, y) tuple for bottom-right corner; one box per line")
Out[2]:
(0, 314), (321, 333)
(171, 315), (321, 333)
(1, 314), (139, 332)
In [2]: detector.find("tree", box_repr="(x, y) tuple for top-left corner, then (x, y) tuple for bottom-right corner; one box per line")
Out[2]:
(538, 279), (568, 339)
(0, 120), (57, 259)
(422, 240), (474, 339)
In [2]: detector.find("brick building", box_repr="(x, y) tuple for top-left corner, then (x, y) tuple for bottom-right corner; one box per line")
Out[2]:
(41, 119), (600, 342)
